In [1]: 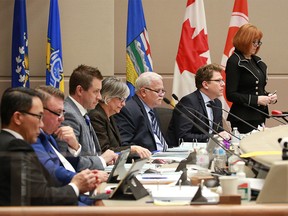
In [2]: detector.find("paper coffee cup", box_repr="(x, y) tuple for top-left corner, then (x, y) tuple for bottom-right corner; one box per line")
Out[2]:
(219, 176), (238, 195)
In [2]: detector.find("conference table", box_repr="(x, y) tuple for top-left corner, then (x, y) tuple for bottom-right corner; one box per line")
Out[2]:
(1, 129), (288, 216)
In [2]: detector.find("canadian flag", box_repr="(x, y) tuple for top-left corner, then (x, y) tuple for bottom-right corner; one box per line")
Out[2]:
(220, 0), (249, 109)
(172, 0), (211, 101)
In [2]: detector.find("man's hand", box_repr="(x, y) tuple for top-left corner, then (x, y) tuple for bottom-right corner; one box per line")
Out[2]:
(131, 145), (151, 158)
(54, 126), (80, 150)
(71, 169), (97, 194)
(91, 170), (109, 183)
(218, 131), (231, 141)
(101, 149), (118, 165)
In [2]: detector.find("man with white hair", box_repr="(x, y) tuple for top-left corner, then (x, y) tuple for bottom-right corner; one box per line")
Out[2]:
(114, 72), (168, 152)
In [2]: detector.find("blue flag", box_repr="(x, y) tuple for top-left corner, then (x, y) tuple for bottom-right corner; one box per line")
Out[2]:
(126, 0), (153, 99)
(11, 0), (29, 88)
(46, 0), (64, 91)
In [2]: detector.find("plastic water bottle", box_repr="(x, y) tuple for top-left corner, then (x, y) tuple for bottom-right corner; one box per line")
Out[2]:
(231, 127), (240, 146)
(213, 146), (227, 171)
(228, 144), (242, 173)
(235, 161), (251, 202)
(196, 147), (209, 169)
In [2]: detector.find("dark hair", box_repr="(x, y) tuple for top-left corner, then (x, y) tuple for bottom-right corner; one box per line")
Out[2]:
(0, 87), (42, 126)
(233, 23), (263, 55)
(35, 85), (65, 106)
(195, 63), (222, 89)
(69, 64), (103, 95)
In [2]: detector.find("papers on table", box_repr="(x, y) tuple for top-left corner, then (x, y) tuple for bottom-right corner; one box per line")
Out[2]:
(145, 185), (219, 204)
(166, 142), (207, 152)
(137, 172), (182, 184)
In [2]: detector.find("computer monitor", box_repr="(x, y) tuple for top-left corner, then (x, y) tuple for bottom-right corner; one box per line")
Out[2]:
(107, 148), (130, 183)
(109, 158), (149, 200)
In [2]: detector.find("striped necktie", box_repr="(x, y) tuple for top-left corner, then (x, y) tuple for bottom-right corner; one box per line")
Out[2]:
(149, 110), (168, 151)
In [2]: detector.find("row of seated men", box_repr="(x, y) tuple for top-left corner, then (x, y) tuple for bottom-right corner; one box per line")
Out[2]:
(0, 63), (235, 205)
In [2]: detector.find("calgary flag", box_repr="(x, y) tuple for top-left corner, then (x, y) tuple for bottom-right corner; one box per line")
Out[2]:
(172, 0), (211, 101)
(221, 0), (248, 108)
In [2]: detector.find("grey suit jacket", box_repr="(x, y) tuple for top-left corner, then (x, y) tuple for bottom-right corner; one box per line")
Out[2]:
(57, 97), (104, 171)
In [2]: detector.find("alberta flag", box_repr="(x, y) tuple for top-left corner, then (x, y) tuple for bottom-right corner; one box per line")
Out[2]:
(172, 0), (211, 100)
(46, 0), (64, 92)
(221, 0), (248, 108)
(126, 0), (153, 99)
(11, 0), (29, 87)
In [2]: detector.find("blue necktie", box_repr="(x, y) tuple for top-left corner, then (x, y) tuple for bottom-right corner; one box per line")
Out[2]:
(149, 110), (168, 151)
(84, 113), (96, 154)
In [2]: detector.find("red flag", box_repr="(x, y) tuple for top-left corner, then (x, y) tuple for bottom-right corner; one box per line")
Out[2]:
(221, 0), (249, 108)
(172, 0), (211, 101)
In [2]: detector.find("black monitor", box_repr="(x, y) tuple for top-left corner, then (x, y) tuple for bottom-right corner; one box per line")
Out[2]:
(107, 148), (130, 183)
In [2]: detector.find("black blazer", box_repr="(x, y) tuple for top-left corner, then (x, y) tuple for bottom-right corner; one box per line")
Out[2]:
(226, 50), (268, 122)
(89, 104), (129, 153)
(167, 90), (223, 146)
(0, 130), (78, 206)
(114, 95), (157, 152)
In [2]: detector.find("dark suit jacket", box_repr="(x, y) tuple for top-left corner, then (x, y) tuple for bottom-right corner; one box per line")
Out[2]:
(226, 49), (268, 123)
(32, 131), (76, 186)
(0, 130), (78, 206)
(88, 104), (129, 153)
(167, 90), (223, 146)
(57, 97), (104, 171)
(114, 95), (157, 152)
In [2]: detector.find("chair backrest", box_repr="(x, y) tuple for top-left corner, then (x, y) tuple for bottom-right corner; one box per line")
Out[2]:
(154, 107), (173, 141)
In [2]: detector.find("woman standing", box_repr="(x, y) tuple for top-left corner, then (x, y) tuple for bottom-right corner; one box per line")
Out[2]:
(89, 77), (151, 158)
(226, 23), (277, 133)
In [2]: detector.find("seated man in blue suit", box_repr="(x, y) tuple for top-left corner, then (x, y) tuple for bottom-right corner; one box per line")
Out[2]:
(167, 63), (231, 146)
(114, 72), (168, 152)
(32, 86), (108, 205)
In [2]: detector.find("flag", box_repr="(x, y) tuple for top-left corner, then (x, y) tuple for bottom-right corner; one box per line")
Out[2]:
(46, 0), (64, 92)
(172, 0), (211, 101)
(126, 0), (153, 99)
(11, 0), (29, 88)
(220, 0), (248, 108)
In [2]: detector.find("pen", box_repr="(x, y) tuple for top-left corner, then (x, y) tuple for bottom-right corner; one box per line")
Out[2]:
(152, 150), (160, 154)
(271, 90), (277, 95)
(142, 176), (167, 179)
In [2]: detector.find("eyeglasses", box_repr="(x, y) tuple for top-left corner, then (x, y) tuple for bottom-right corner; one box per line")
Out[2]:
(144, 87), (166, 95)
(115, 97), (126, 103)
(252, 41), (262, 47)
(20, 111), (43, 122)
(44, 107), (65, 118)
(208, 79), (225, 84)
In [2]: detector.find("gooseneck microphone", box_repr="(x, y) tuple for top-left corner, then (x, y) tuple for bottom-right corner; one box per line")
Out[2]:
(163, 97), (241, 159)
(243, 103), (286, 125)
(207, 102), (260, 132)
(171, 94), (240, 141)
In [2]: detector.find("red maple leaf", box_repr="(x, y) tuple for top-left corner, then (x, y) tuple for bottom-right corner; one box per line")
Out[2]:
(176, 19), (209, 75)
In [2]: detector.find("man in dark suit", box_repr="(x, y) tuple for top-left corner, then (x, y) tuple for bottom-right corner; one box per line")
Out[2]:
(114, 72), (168, 152)
(167, 63), (231, 146)
(0, 87), (97, 206)
(57, 65), (117, 171)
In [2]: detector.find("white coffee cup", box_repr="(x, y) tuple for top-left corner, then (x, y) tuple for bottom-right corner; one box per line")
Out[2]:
(219, 176), (238, 195)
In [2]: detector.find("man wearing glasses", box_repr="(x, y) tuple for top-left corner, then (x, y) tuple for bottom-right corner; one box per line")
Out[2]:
(167, 63), (231, 146)
(114, 72), (168, 152)
(0, 87), (98, 206)
(31, 85), (108, 205)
